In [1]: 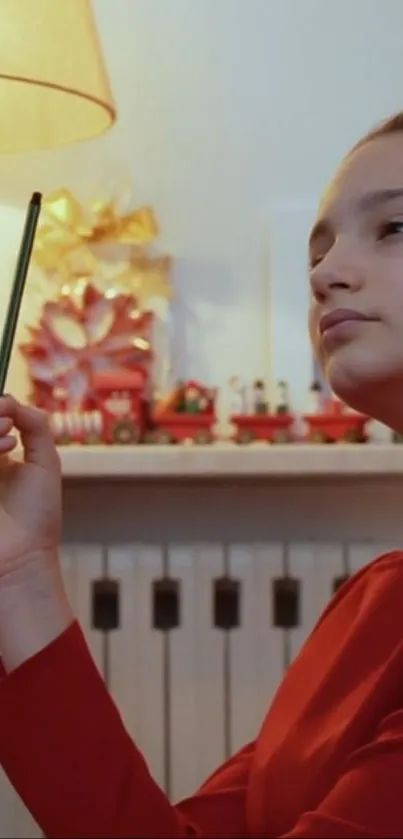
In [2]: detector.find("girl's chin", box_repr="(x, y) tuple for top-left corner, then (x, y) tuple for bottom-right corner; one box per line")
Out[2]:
(325, 354), (403, 418)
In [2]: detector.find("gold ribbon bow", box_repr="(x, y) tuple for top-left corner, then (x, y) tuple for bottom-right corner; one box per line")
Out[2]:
(33, 187), (160, 272)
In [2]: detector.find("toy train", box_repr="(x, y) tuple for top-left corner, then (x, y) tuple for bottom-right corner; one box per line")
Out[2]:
(48, 372), (370, 447)
(50, 373), (298, 447)
(49, 372), (218, 446)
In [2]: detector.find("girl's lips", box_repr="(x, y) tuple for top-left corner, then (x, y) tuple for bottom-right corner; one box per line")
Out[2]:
(319, 308), (377, 334)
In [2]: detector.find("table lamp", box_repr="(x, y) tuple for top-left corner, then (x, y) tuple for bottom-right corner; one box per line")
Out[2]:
(0, 0), (116, 152)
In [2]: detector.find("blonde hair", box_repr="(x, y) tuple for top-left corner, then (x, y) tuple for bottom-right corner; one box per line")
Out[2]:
(350, 112), (403, 154)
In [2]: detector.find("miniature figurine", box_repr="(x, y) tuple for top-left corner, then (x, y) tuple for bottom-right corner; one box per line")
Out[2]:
(275, 380), (289, 415)
(306, 380), (322, 414)
(198, 391), (209, 412)
(174, 379), (187, 412)
(243, 383), (255, 415)
(204, 387), (217, 412)
(253, 379), (268, 414)
(227, 375), (246, 414)
(183, 381), (202, 413)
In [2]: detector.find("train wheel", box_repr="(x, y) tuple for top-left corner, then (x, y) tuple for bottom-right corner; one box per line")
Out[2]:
(85, 432), (102, 445)
(272, 430), (290, 444)
(153, 429), (173, 445)
(310, 430), (326, 444)
(343, 428), (362, 443)
(112, 419), (139, 444)
(238, 429), (255, 444)
(194, 430), (213, 445)
(57, 433), (72, 446)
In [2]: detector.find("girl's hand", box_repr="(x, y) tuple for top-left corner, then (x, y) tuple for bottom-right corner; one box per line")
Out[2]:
(0, 396), (72, 671)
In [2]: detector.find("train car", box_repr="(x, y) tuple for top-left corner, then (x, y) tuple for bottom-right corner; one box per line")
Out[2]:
(303, 396), (369, 443)
(303, 411), (369, 443)
(230, 412), (295, 444)
(151, 379), (217, 444)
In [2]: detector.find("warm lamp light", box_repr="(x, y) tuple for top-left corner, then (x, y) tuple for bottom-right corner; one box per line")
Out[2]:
(0, 0), (116, 153)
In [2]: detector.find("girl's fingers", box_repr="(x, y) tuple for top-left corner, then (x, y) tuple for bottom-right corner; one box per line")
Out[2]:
(0, 397), (58, 471)
(0, 417), (14, 436)
(0, 435), (17, 452)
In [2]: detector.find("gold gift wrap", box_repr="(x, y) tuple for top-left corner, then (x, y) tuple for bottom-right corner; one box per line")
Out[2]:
(32, 188), (173, 307)
(34, 187), (159, 269)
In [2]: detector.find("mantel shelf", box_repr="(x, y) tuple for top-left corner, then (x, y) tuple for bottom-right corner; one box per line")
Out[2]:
(54, 443), (403, 480)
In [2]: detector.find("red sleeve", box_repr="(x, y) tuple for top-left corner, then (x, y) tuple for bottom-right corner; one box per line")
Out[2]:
(282, 708), (403, 838)
(0, 622), (251, 838)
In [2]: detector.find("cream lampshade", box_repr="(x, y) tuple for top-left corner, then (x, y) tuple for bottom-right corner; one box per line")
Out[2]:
(0, 0), (116, 152)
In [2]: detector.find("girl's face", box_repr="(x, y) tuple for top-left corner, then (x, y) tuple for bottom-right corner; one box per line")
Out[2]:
(309, 133), (403, 429)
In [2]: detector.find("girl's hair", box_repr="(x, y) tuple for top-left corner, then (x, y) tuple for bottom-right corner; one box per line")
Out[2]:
(351, 112), (403, 153)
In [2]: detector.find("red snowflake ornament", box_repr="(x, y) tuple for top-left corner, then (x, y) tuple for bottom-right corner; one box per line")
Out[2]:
(20, 284), (153, 410)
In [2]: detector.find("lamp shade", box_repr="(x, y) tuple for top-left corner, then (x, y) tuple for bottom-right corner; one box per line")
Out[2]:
(0, 0), (116, 152)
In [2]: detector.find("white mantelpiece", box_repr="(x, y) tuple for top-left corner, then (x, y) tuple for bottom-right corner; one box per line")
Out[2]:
(58, 443), (403, 480)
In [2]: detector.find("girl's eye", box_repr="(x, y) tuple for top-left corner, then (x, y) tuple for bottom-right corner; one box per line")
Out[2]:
(379, 220), (403, 239)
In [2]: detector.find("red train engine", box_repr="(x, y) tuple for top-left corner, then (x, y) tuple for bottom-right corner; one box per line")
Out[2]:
(49, 368), (150, 445)
(90, 369), (150, 444)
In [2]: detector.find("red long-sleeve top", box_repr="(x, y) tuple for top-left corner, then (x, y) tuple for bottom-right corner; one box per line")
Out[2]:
(1, 550), (403, 837)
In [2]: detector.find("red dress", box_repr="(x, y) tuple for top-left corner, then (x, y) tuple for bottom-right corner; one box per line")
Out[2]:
(1, 550), (403, 837)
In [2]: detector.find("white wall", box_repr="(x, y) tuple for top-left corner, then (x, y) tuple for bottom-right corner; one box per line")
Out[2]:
(1, 0), (403, 408)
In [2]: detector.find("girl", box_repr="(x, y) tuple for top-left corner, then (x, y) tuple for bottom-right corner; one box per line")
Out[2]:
(2, 112), (403, 837)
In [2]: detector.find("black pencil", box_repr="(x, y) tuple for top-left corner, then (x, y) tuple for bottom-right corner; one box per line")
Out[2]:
(0, 191), (42, 394)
